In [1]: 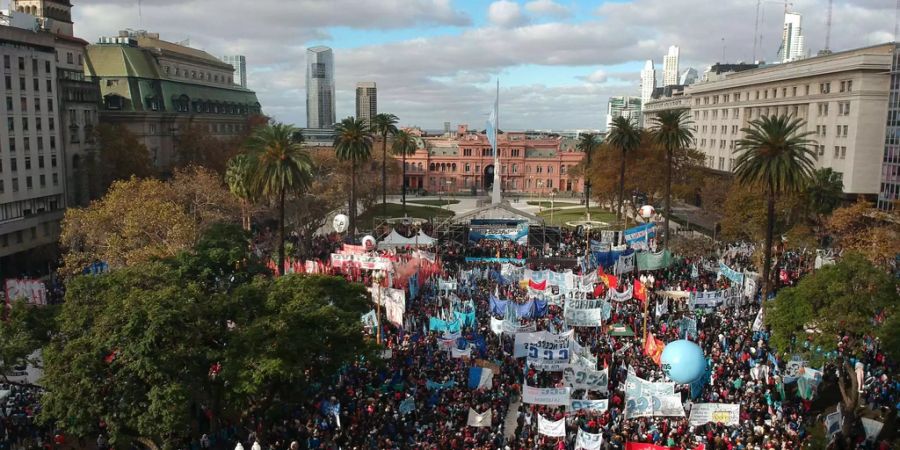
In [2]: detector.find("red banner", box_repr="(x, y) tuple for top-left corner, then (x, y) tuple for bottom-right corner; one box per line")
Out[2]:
(528, 279), (547, 291)
(643, 332), (665, 366)
(625, 443), (672, 450)
(633, 279), (648, 303)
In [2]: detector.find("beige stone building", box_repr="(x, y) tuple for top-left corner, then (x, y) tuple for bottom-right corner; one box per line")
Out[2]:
(644, 43), (894, 197)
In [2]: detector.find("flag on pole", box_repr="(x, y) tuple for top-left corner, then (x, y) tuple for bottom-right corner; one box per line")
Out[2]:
(468, 367), (494, 390)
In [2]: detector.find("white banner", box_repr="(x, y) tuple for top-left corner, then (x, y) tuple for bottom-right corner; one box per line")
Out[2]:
(451, 346), (472, 359)
(569, 399), (609, 414)
(606, 286), (633, 302)
(625, 394), (685, 418)
(563, 367), (609, 394)
(538, 415), (566, 437)
(861, 417), (883, 442)
(4, 279), (47, 305)
(502, 320), (537, 335)
(490, 317), (504, 335)
(615, 253), (635, 275)
(575, 429), (603, 450)
(369, 286), (406, 327)
(467, 408), (492, 427)
(688, 403), (741, 427)
(523, 385), (571, 406)
(525, 330), (573, 371)
(564, 299), (605, 327)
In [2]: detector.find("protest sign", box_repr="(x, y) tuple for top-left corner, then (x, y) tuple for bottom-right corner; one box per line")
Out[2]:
(563, 367), (609, 394)
(688, 403), (740, 427)
(537, 415), (566, 437)
(523, 385), (571, 406)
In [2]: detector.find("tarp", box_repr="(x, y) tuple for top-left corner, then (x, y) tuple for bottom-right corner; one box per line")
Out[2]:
(636, 250), (674, 271)
(377, 230), (436, 248)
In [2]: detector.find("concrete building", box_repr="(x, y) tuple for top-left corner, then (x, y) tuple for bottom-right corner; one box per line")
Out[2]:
(663, 45), (680, 87)
(878, 47), (900, 210)
(0, 24), (66, 261)
(684, 43), (893, 198)
(221, 55), (246, 88)
(779, 12), (805, 63)
(606, 96), (642, 130)
(10, 0), (71, 35)
(640, 60), (656, 107)
(402, 125), (586, 196)
(679, 67), (699, 86)
(306, 46), (335, 129)
(355, 81), (376, 125)
(85, 30), (261, 170)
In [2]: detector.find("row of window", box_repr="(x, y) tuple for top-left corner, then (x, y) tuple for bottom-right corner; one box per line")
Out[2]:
(6, 116), (56, 133)
(4, 95), (55, 114)
(163, 65), (233, 85)
(0, 172), (59, 193)
(0, 195), (62, 223)
(695, 79), (854, 106)
(813, 125), (850, 138)
(0, 154), (59, 172)
(425, 162), (568, 175)
(3, 75), (54, 94)
(426, 177), (559, 190)
(0, 223), (53, 248)
(695, 101), (852, 124)
(2, 55), (53, 75)
(461, 148), (524, 157)
(3, 135), (57, 154)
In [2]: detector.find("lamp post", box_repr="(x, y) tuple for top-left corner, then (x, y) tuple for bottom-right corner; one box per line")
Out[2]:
(638, 205), (656, 341)
(372, 269), (386, 344)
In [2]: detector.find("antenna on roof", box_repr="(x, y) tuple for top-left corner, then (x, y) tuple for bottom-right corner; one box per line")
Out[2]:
(137, 0), (142, 27)
(824, 0), (833, 52)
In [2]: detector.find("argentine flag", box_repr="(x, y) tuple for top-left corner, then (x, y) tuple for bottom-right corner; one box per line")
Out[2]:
(486, 106), (497, 150)
(468, 366), (493, 390)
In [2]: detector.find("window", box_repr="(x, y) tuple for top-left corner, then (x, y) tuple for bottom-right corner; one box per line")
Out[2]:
(513, 164), (518, 173)
(19, 77), (25, 90)
(4, 97), (9, 111)
(45, 60), (50, 73)
(805, 85), (810, 95)
(46, 79), (51, 92)
(67, 52), (73, 64)
(840, 146), (847, 159)
(711, 125), (717, 134)
(23, 137), (28, 151)
(820, 82), (831, 94)
(719, 157), (725, 170)
(840, 80), (853, 92)
(48, 98), (53, 112)
(792, 86), (797, 96)
(3, 55), (8, 69)
(8, 137), (13, 153)
(18, 57), (24, 70)
(838, 102), (850, 116)
(38, 156), (44, 169)
(39, 174), (45, 187)
(735, 92), (741, 101)
(6, 117), (13, 132)
(51, 154), (57, 168)
(21, 118), (27, 131)
(24, 156), (30, 170)
(49, 117), (54, 130)
(35, 118), (41, 131)
(834, 146), (840, 158)
(818, 103), (829, 116)
(32, 78), (38, 91)
(11, 178), (18, 192)
(818, 145), (825, 156)
(782, 88), (787, 97)
(25, 176), (31, 190)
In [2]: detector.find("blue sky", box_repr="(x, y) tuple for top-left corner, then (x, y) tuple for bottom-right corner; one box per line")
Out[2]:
(74, 0), (895, 130)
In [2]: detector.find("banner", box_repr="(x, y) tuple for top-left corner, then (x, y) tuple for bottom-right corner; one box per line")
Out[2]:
(537, 415), (566, 437)
(399, 397), (416, 415)
(615, 252), (635, 275)
(688, 403), (741, 427)
(563, 367), (609, 394)
(501, 263), (525, 280)
(361, 310), (378, 329)
(429, 317), (460, 334)
(625, 394), (684, 418)
(425, 379), (456, 390)
(719, 262), (744, 285)
(636, 250), (674, 271)
(607, 286), (634, 302)
(564, 299), (605, 327)
(825, 408), (842, 441)
(502, 319), (537, 335)
(861, 417), (883, 442)
(464, 257), (526, 264)
(625, 444), (673, 450)
(451, 346), (472, 359)
(490, 317), (504, 335)
(569, 399), (609, 414)
(467, 408), (492, 427)
(590, 239), (611, 252)
(625, 374), (674, 398)
(469, 219), (529, 244)
(576, 429), (603, 450)
(331, 253), (393, 271)
(689, 286), (742, 311)
(643, 332), (665, 366)
(4, 279), (47, 305)
(522, 385), (571, 406)
(524, 330), (573, 371)
(468, 367), (493, 390)
(624, 223), (656, 245)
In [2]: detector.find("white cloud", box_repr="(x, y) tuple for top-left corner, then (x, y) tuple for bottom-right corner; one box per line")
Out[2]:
(525, 0), (571, 18)
(488, 0), (529, 28)
(584, 70), (608, 84)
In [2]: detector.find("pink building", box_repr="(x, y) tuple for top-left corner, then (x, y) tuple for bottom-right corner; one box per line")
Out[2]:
(403, 125), (586, 197)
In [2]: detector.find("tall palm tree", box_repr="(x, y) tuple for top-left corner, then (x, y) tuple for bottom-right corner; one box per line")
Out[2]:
(371, 113), (399, 215)
(576, 133), (603, 220)
(733, 114), (816, 301)
(650, 109), (694, 248)
(606, 116), (642, 221)
(225, 154), (256, 231)
(334, 117), (374, 234)
(392, 129), (417, 214)
(246, 123), (313, 275)
(807, 167), (844, 217)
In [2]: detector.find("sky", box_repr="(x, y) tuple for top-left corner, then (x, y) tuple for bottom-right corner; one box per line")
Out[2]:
(74, 0), (896, 131)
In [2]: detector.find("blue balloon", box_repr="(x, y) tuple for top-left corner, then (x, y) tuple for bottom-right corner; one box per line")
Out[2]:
(660, 339), (707, 384)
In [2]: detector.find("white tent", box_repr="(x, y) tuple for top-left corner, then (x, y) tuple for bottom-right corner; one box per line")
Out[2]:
(378, 230), (435, 248)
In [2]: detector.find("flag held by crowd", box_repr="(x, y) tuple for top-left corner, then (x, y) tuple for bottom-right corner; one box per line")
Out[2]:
(467, 366), (493, 390)
(467, 408), (492, 427)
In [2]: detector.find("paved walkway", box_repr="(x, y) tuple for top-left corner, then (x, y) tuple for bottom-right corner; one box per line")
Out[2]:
(504, 397), (521, 440)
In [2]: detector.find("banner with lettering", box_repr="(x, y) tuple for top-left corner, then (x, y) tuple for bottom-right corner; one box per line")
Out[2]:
(625, 374), (675, 398)
(688, 403), (740, 427)
(525, 330), (573, 371)
(624, 393), (685, 418)
(563, 367), (609, 394)
(636, 250), (674, 271)
(522, 385), (571, 406)
(624, 223), (656, 246)
(4, 278), (47, 305)
(607, 285), (634, 302)
(569, 399), (609, 414)
(718, 263), (744, 285)
(564, 299), (605, 327)
(615, 252), (636, 275)
(575, 428), (604, 450)
(538, 415), (566, 437)
(469, 219), (529, 244)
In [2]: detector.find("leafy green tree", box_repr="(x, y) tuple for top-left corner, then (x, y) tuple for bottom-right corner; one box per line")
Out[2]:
(650, 109), (694, 248)
(392, 130), (418, 213)
(371, 113), (399, 214)
(334, 117), (374, 233)
(765, 253), (898, 425)
(0, 301), (57, 385)
(576, 133), (602, 218)
(733, 115), (816, 301)
(246, 123), (313, 275)
(606, 116), (642, 220)
(806, 167), (844, 217)
(225, 154), (257, 230)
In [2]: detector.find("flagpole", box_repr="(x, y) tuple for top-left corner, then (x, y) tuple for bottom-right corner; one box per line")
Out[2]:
(491, 79), (502, 204)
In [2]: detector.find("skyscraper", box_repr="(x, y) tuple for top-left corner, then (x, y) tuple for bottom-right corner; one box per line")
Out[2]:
(355, 82), (377, 125)
(679, 67), (699, 85)
(663, 45), (680, 86)
(640, 60), (656, 106)
(606, 96), (642, 130)
(221, 55), (247, 88)
(306, 46), (335, 129)
(779, 12), (805, 63)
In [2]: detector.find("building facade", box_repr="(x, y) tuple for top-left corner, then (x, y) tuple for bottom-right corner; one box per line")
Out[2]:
(85, 31), (261, 170)
(0, 25), (66, 259)
(306, 46), (335, 129)
(640, 60), (656, 107)
(679, 67), (699, 86)
(221, 54), (246, 88)
(684, 44), (892, 197)
(779, 12), (805, 63)
(355, 81), (376, 125)
(606, 96), (642, 130)
(879, 47), (900, 210)
(663, 45), (680, 87)
(402, 125), (586, 196)
(11, 0), (71, 35)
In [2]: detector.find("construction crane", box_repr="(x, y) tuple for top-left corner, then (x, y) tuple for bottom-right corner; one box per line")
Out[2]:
(752, 0), (793, 62)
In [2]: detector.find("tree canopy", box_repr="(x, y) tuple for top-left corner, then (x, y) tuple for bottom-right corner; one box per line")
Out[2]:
(90, 123), (155, 196)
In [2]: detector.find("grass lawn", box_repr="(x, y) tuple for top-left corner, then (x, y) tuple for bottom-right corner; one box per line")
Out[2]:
(407, 199), (461, 206)
(537, 207), (622, 228)
(357, 203), (454, 229)
(526, 201), (579, 208)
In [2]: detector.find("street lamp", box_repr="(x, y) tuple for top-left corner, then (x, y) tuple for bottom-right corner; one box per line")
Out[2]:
(372, 269), (386, 345)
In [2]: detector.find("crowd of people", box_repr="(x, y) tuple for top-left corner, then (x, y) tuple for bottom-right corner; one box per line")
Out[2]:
(2, 227), (897, 450)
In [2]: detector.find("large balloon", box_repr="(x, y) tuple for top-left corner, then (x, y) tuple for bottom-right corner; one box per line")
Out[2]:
(332, 214), (349, 233)
(660, 339), (707, 384)
(361, 235), (377, 251)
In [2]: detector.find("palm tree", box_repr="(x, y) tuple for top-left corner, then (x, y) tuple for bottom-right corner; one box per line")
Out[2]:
(807, 167), (843, 217)
(650, 109), (695, 248)
(576, 133), (603, 220)
(606, 116), (642, 221)
(246, 123), (313, 275)
(225, 154), (256, 231)
(392, 129), (417, 214)
(334, 117), (374, 233)
(733, 114), (816, 301)
(371, 113), (399, 215)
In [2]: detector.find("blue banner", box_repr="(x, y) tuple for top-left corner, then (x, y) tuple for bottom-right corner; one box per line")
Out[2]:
(468, 219), (529, 244)
(464, 257), (526, 264)
(623, 223), (656, 245)
(426, 379), (457, 390)
(454, 310), (476, 328)
(719, 263), (745, 285)
(429, 317), (461, 333)
(489, 295), (509, 316)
